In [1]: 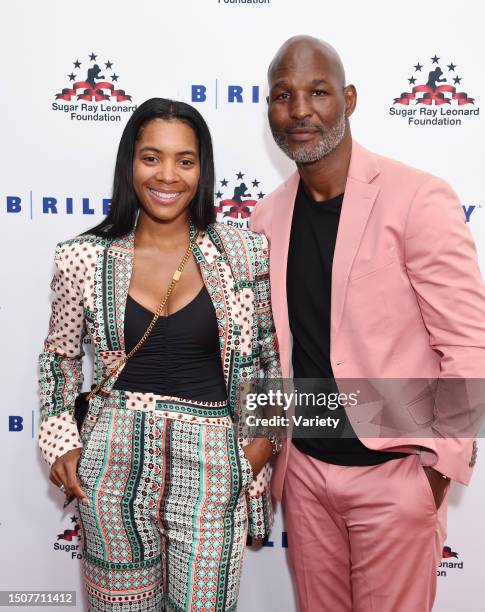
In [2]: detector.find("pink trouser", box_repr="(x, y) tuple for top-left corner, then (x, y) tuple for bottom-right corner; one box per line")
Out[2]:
(283, 443), (449, 612)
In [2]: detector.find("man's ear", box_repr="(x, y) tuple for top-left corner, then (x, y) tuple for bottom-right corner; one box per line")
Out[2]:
(344, 84), (357, 118)
(266, 95), (270, 105)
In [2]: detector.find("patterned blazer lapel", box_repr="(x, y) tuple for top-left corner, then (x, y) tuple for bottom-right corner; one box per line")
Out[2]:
(192, 227), (235, 397)
(93, 229), (134, 361)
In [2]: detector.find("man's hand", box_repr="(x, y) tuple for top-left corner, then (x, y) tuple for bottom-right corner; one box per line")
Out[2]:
(422, 466), (450, 510)
(241, 438), (273, 477)
(49, 448), (88, 503)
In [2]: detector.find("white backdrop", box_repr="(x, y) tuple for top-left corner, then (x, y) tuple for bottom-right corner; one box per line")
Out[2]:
(1, 1), (484, 610)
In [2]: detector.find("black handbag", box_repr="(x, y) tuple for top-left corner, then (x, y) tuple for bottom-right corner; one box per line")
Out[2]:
(74, 384), (97, 432)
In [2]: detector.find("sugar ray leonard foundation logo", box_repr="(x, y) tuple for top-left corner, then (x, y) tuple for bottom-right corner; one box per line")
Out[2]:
(52, 52), (137, 122)
(389, 54), (479, 126)
(53, 514), (83, 560)
(214, 172), (265, 228)
(438, 545), (463, 577)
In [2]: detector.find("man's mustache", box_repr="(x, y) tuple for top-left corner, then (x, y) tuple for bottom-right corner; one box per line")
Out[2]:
(283, 122), (325, 134)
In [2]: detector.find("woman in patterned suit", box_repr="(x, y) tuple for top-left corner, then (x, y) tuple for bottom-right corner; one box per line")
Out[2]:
(38, 98), (281, 611)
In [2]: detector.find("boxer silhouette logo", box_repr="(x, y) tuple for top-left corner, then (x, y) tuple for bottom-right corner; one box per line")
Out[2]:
(214, 172), (266, 228)
(426, 67), (447, 90)
(85, 64), (105, 87)
(229, 182), (252, 217)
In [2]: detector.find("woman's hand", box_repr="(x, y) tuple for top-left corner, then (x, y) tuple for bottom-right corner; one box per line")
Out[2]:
(241, 438), (273, 477)
(49, 448), (88, 503)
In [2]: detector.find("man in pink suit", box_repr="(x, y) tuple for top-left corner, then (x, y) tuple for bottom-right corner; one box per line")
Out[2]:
(249, 35), (485, 611)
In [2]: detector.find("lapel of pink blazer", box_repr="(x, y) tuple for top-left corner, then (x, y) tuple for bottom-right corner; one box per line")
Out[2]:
(269, 171), (300, 378)
(331, 141), (381, 342)
(270, 141), (381, 375)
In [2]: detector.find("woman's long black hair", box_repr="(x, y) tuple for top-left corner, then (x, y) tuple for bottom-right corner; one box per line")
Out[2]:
(83, 98), (216, 237)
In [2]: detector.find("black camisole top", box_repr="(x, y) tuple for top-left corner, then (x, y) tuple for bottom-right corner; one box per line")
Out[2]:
(113, 285), (227, 402)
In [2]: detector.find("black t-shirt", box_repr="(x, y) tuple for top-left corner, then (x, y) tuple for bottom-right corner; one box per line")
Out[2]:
(286, 180), (407, 465)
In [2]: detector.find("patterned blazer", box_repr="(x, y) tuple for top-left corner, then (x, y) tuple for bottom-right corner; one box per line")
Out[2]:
(38, 221), (281, 538)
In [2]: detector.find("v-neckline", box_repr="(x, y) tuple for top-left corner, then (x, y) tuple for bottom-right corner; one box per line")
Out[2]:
(127, 286), (205, 318)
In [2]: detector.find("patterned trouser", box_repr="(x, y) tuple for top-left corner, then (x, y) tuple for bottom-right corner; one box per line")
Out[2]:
(76, 390), (252, 612)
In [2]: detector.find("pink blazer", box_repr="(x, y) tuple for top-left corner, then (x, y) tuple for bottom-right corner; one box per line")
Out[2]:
(250, 140), (485, 499)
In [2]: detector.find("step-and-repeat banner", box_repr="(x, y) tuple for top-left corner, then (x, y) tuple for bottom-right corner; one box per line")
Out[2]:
(1, 1), (484, 610)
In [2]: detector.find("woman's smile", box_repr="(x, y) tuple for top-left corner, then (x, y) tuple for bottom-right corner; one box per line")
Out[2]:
(147, 186), (184, 205)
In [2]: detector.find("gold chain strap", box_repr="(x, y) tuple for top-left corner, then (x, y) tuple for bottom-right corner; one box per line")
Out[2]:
(86, 230), (199, 401)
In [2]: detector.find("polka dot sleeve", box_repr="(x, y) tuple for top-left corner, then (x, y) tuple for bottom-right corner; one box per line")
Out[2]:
(38, 242), (86, 468)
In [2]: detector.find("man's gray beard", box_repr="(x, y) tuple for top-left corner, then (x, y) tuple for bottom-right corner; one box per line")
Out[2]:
(273, 115), (346, 164)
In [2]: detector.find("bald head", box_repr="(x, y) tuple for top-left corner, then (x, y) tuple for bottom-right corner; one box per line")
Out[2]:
(268, 36), (346, 88)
